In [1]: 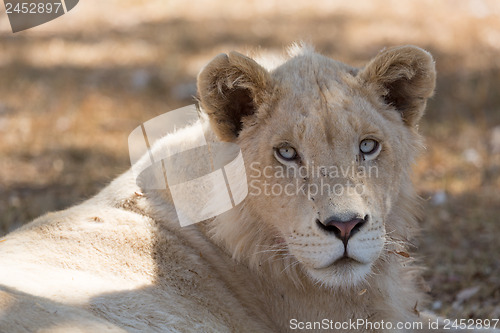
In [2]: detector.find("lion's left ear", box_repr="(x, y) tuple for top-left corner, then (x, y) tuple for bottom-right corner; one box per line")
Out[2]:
(359, 46), (436, 127)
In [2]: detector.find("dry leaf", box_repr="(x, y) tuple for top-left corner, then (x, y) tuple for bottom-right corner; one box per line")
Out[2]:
(390, 250), (410, 258)
(413, 301), (420, 316)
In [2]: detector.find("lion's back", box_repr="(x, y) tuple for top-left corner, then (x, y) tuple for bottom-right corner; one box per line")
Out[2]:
(0, 176), (267, 332)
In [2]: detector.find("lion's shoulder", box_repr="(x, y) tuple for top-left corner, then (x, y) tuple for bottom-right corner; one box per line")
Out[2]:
(0, 172), (268, 331)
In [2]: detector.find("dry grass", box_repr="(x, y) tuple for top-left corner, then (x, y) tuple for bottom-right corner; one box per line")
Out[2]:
(0, 0), (499, 320)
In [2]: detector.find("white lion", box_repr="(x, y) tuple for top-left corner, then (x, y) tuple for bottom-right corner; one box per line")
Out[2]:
(0, 44), (489, 332)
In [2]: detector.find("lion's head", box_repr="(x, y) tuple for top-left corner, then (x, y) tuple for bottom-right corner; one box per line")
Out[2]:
(197, 45), (436, 288)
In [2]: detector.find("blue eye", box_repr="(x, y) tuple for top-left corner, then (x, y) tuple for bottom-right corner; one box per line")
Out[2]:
(359, 139), (381, 160)
(276, 146), (297, 161)
(360, 139), (377, 154)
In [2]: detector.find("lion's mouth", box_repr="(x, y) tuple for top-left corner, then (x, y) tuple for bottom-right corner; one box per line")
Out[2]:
(333, 256), (361, 266)
(314, 256), (363, 270)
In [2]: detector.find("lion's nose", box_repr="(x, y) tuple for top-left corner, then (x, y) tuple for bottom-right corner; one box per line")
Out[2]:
(316, 215), (368, 244)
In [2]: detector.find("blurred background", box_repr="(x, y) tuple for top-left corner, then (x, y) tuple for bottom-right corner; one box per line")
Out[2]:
(0, 0), (499, 320)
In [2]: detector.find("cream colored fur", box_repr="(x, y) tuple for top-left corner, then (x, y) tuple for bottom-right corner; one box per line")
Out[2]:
(0, 45), (490, 332)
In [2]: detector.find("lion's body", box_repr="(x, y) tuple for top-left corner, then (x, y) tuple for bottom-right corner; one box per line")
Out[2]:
(0, 171), (270, 332)
(0, 134), (423, 333)
(0, 45), (444, 332)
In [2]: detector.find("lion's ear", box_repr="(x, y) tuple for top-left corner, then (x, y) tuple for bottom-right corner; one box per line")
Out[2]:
(359, 46), (436, 127)
(197, 52), (271, 141)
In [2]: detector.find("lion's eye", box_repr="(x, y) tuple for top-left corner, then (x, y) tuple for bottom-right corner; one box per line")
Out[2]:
(359, 139), (381, 160)
(276, 146), (297, 161)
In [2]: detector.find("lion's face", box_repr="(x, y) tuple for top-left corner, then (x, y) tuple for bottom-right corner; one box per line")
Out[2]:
(198, 45), (435, 287)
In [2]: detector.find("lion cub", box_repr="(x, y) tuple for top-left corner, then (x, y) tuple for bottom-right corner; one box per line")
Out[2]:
(0, 45), (452, 332)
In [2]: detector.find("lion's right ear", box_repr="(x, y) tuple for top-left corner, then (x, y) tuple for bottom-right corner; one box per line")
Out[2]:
(197, 52), (271, 141)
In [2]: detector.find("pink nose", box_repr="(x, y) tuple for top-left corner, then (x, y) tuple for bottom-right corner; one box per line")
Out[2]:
(317, 216), (367, 245)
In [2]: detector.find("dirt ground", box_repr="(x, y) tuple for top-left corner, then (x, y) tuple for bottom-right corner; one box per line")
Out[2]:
(0, 0), (499, 321)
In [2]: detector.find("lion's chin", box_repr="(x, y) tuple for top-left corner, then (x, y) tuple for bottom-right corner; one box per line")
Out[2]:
(304, 258), (372, 288)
